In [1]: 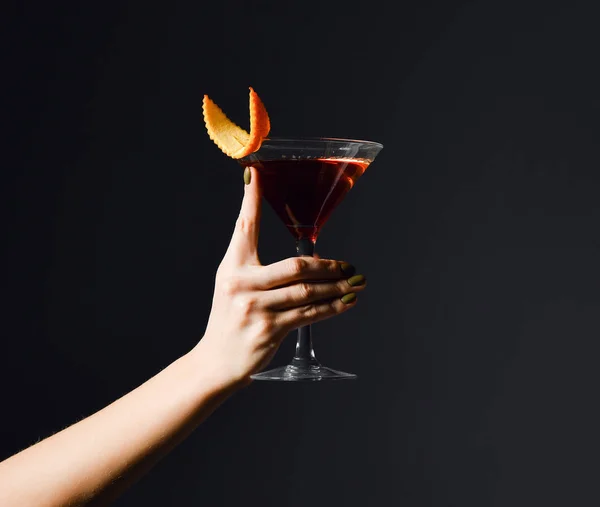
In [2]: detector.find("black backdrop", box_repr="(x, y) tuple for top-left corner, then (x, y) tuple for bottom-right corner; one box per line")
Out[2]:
(2, 0), (600, 505)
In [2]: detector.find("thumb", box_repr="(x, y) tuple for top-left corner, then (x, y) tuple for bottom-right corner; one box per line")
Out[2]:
(225, 166), (262, 265)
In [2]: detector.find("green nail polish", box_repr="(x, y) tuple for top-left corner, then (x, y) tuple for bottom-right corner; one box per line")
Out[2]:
(340, 262), (356, 277)
(243, 167), (251, 185)
(341, 293), (357, 304)
(347, 274), (366, 287)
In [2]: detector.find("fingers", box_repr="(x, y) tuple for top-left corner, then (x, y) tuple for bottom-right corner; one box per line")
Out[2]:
(275, 294), (359, 330)
(255, 256), (356, 289)
(263, 275), (367, 310)
(225, 167), (262, 265)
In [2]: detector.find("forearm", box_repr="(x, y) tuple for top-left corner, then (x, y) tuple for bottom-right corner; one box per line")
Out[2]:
(0, 346), (242, 507)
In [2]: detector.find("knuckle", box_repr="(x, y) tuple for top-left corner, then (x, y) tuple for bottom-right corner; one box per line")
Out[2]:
(320, 301), (338, 319)
(319, 301), (338, 319)
(330, 300), (342, 314)
(288, 257), (308, 276)
(255, 317), (276, 337)
(235, 294), (258, 314)
(298, 282), (314, 300)
(336, 280), (350, 294)
(235, 215), (252, 235)
(301, 304), (319, 320)
(220, 275), (242, 296)
(326, 260), (339, 275)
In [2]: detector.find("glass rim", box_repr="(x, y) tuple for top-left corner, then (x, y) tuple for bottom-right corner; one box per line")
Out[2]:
(259, 136), (384, 149)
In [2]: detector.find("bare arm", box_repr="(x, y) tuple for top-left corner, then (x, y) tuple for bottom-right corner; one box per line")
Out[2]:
(0, 350), (240, 507)
(0, 167), (366, 506)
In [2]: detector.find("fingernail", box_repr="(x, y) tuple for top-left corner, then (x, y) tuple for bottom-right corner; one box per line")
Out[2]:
(347, 274), (366, 287)
(340, 262), (356, 277)
(243, 167), (251, 185)
(341, 293), (357, 304)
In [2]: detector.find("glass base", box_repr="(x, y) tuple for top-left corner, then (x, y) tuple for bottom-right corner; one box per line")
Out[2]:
(251, 363), (357, 382)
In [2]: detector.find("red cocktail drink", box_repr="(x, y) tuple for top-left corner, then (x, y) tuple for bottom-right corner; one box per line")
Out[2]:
(243, 157), (368, 242)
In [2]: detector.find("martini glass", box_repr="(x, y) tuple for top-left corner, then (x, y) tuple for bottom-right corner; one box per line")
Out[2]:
(240, 137), (383, 381)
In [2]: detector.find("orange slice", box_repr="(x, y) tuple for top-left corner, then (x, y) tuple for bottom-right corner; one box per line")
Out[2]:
(203, 87), (271, 159)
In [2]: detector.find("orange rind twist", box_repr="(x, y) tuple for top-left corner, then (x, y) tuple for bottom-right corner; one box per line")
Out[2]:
(202, 87), (271, 159)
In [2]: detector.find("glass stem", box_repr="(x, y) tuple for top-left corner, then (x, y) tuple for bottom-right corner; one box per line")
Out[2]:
(292, 238), (319, 368)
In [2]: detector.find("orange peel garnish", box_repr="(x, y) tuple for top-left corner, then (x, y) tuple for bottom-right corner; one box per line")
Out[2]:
(203, 87), (270, 159)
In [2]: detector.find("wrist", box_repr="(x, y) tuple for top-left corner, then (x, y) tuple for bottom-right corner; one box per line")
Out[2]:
(185, 340), (252, 394)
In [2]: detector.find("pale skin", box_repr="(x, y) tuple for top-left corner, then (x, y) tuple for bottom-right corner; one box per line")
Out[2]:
(0, 167), (367, 507)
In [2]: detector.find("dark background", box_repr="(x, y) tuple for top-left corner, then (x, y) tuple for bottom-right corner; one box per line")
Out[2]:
(2, 0), (600, 505)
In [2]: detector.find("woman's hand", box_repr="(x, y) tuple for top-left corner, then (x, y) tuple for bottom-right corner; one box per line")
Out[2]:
(193, 167), (366, 386)
(0, 166), (368, 507)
